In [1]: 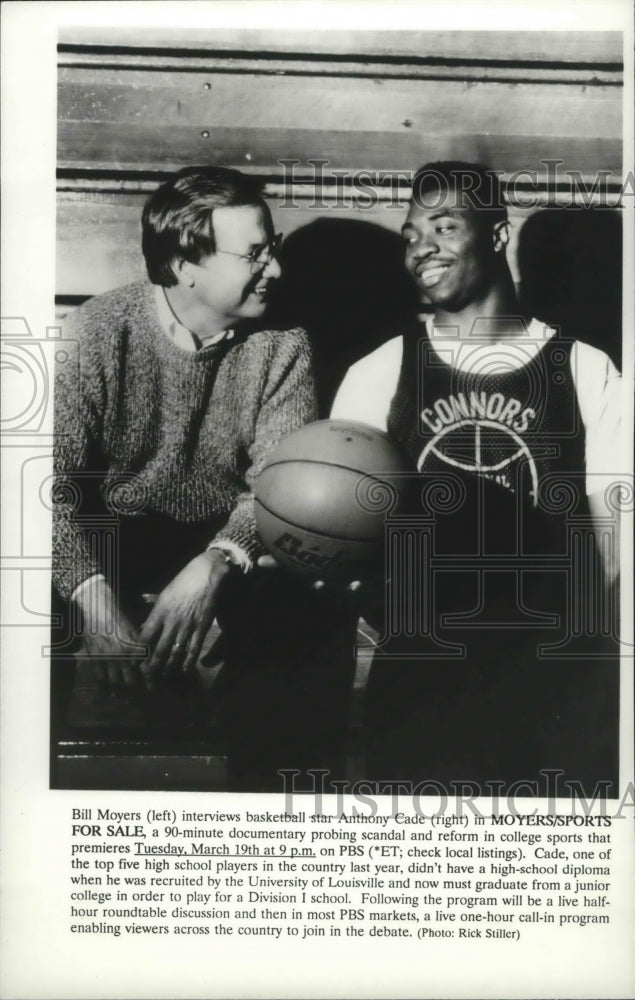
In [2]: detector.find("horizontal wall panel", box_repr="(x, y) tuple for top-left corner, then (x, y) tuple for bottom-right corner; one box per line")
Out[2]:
(58, 121), (621, 179)
(58, 69), (620, 135)
(57, 52), (621, 85)
(58, 29), (623, 65)
(58, 59), (622, 181)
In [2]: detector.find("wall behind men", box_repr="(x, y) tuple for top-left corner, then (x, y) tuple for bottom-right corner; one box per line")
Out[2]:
(56, 28), (624, 381)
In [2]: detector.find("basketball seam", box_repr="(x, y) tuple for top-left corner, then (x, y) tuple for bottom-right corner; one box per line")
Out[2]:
(254, 496), (382, 545)
(261, 459), (400, 488)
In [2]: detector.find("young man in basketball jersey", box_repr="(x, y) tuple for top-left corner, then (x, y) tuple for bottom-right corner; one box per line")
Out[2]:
(333, 161), (622, 794)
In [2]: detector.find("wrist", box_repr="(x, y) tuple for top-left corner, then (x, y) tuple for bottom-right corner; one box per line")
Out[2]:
(73, 576), (121, 633)
(206, 540), (252, 573)
(203, 547), (239, 576)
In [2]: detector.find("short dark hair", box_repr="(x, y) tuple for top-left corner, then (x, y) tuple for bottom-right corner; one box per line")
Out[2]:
(411, 161), (508, 229)
(142, 166), (265, 286)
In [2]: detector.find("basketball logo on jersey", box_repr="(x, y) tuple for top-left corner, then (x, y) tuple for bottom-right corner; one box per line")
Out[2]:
(417, 390), (539, 501)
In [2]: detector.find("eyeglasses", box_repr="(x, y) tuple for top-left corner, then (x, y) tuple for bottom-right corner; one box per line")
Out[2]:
(214, 233), (283, 273)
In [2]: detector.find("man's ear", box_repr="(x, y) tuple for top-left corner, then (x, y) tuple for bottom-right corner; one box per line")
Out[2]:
(492, 220), (510, 252)
(175, 257), (196, 288)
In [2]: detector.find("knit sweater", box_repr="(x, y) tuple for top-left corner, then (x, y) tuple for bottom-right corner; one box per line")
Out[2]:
(53, 280), (316, 599)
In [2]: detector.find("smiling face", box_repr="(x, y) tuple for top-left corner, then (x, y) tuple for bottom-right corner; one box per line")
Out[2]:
(402, 185), (501, 313)
(186, 203), (281, 326)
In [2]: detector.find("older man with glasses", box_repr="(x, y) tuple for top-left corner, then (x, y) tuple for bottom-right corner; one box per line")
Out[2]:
(53, 166), (356, 790)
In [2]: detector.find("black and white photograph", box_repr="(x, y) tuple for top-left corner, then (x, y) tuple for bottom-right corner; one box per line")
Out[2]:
(49, 17), (625, 797)
(1, 1), (634, 997)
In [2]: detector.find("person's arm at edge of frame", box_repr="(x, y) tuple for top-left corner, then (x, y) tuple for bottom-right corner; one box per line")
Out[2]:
(53, 308), (145, 696)
(576, 340), (623, 592)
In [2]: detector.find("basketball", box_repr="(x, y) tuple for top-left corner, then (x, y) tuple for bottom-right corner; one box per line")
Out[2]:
(254, 419), (410, 581)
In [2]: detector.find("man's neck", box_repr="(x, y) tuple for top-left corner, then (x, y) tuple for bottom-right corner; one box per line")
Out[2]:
(164, 285), (229, 339)
(432, 276), (526, 344)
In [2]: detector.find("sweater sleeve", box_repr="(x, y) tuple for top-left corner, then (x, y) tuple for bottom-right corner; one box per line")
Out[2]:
(52, 308), (108, 599)
(212, 328), (317, 561)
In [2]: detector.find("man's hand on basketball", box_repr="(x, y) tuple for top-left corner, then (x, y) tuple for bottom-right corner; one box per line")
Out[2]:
(73, 577), (146, 698)
(139, 550), (233, 683)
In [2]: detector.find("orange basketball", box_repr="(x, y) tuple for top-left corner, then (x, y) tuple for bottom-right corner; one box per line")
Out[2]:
(255, 419), (411, 581)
